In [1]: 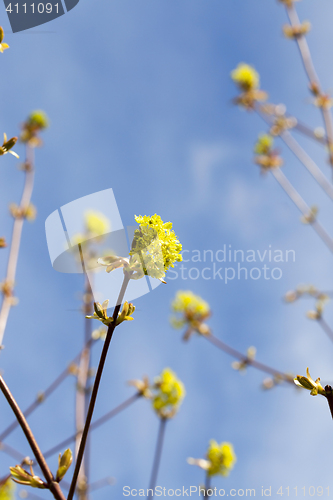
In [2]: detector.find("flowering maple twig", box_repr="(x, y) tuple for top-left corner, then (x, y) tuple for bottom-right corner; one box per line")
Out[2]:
(0, 145), (34, 347)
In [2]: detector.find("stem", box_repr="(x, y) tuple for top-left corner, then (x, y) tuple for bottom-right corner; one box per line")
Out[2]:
(43, 394), (139, 460)
(204, 474), (211, 500)
(285, 4), (333, 177)
(0, 146), (35, 347)
(0, 338), (94, 442)
(318, 318), (333, 343)
(0, 376), (66, 500)
(88, 477), (114, 492)
(256, 107), (333, 201)
(75, 272), (93, 500)
(280, 131), (333, 201)
(67, 274), (130, 500)
(147, 418), (167, 500)
(271, 168), (333, 253)
(0, 442), (26, 461)
(325, 393), (333, 420)
(205, 333), (294, 384)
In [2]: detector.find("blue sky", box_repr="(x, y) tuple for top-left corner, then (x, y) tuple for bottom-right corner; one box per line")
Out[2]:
(1, 0), (333, 498)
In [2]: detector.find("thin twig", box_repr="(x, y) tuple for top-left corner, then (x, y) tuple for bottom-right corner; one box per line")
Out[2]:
(271, 168), (333, 253)
(43, 393), (140, 460)
(0, 441), (26, 461)
(0, 338), (95, 443)
(67, 274), (130, 500)
(285, 3), (333, 177)
(0, 146), (35, 347)
(147, 418), (167, 500)
(257, 106), (333, 200)
(280, 131), (333, 200)
(0, 375), (66, 500)
(88, 477), (114, 492)
(204, 474), (211, 500)
(205, 333), (294, 384)
(318, 318), (333, 343)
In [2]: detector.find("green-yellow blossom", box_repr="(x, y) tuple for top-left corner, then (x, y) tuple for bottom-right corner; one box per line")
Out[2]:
(152, 368), (185, 419)
(254, 134), (273, 155)
(294, 368), (326, 396)
(72, 210), (111, 245)
(231, 63), (260, 92)
(56, 449), (73, 482)
(10, 464), (46, 489)
(0, 134), (19, 158)
(170, 290), (210, 340)
(254, 134), (283, 171)
(0, 27), (9, 53)
(130, 214), (182, 280)
(86, 300), (135, 326)
(20, 110), (49, 147)
(188, 440), (236, 477)
(98, 214), (182, 284)
(85, 210), (110, 237)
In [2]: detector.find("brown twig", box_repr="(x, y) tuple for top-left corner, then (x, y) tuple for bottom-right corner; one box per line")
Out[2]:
(0, 338), (95, 443)
(67, 274), (130, 500)
(0, 375), (66, 500)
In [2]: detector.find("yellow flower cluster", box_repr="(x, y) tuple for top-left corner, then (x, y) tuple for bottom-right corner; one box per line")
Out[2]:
(0, 27), (9, 54)
(254, 134), (283, 172)
(171, 290), (210, 340)
(72, 210), (111, 246)
(231, 63), (259, 92)
(20, 110), (49, 147)
(188, 440), (236, 477)
(253, 134), (273, 155)
(231, 63), (268, 109)
(206, 441), (237, 477)
(129, 214), (182, 281)
(152, 368), (185, 419)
